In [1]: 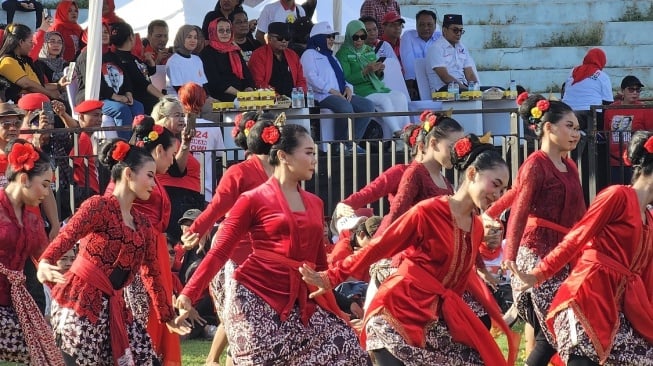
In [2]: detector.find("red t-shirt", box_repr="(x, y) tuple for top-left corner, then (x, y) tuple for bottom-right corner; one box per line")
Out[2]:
(70, 133), (99, 194)
(604, 101), (653, 166)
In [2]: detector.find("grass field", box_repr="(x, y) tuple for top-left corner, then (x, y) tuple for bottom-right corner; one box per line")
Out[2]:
(0, 323), (528, 366)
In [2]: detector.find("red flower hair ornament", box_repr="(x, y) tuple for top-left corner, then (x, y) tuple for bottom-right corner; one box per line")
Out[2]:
(644, 136), (653, 154)
(8, 142), (39, 172)
(244, 120), (256, 137)
(516, 92), (529, 106)
(409, 127), (422, 147)
(133, 114), (146, 126)
(622, 149), (632, 167)
(231, 113), (245, 138)
(261, 126), (280, 145)
(111, 141), (130, 162)
(454, 137), (473, 158)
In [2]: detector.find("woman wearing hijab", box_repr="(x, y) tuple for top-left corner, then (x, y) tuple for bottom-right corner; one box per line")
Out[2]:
(101, 0), (124, 24)
(336, 20), (409, 142)
(49, 0), (83, 62)
(300, 22), (375, 146)
(166, 25), (208, 96)
(200, 18), (254, 102)
(562, 48), (613, 114)
(35, 31), (67, 84)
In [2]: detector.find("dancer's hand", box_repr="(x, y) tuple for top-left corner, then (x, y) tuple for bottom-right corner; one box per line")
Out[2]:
(350, 302), (364, 319)
(298, 264), (329, 298)
(334, 202), (354, 219)
(175, 294), (192, 312)
(514, 269), (538, 291)
(477, 267), (499, 291)
(37, 260), (66, 284)
(166, 318), (192, 335)
(181, 231), (200, 251)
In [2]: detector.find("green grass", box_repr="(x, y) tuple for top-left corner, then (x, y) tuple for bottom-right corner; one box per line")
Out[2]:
(537, 24), (604, 47)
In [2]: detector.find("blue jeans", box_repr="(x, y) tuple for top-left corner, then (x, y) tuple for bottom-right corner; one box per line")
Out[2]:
(102, 99), (144, 140)
(318, 95), (374, 140)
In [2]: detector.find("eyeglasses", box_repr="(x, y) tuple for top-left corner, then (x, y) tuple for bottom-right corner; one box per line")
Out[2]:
(270, 34), (290, 42)
(447, 27), (465, 35)
(352, 34), (367, 41)
(47, 40), (63, 45)
(217, 28), (232, 34)
(1, 120), (21, 129)
(626, 87), (642, 93)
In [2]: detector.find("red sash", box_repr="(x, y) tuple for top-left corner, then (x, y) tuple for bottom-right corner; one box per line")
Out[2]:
(70, 256), (134, 366)
(526, 215), (570, 234)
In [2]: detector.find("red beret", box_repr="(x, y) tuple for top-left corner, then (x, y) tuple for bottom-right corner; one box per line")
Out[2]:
(17, 93), (50, 111)
(74, 100), (104, 114)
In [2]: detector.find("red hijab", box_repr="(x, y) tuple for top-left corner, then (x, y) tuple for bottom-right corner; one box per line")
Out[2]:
(571, 48), (606, 85)
(102, 0), (124, 24)
(208, 18), (244, 80)
(52, 1), (83, 34)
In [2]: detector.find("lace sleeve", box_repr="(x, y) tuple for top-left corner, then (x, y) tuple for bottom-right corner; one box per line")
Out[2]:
(342, 164), (404, 209)
(381, 165), (421, 229)
(504, 160), (543, 261)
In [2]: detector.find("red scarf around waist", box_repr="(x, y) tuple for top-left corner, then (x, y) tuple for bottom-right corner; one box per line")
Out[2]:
(0, 263), (64, 366)
(70, 256), (134, 366)
(526, 215), (570, 234)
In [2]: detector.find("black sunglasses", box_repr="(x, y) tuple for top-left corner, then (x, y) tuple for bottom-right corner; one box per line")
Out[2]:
(270, 34), (290, 42)
(352, 34), (367, 41)
(626, 87), (642, 93)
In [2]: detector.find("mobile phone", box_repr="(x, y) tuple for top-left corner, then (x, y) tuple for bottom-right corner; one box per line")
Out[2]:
(185, 113), (197, 132)
(44, 8), (51, 19)
(65, 62), (76, 82)
(377, 56), (387, 63)
(42, 101), (54, 126)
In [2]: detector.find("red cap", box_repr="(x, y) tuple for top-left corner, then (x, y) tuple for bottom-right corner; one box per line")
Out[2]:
(382, 11), (404, 25)
(17, 93), (50, 111)
(74, 100), (104, 114)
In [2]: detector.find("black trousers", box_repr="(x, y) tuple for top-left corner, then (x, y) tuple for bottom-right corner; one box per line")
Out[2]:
(2, 0), (44, 28)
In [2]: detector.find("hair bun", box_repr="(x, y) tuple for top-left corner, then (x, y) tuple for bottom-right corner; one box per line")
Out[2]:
(451, 134), (495, 171)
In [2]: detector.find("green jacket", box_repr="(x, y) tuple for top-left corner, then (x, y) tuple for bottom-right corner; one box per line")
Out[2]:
(336, 20), (389, 97)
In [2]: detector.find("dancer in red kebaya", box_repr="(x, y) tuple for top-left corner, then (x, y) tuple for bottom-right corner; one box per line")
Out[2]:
(180, 111), (275, 366)
(177, 123), (371, 365)
(486, 93), (586, 366)
(37, 139), (190, 366)
(514, 130), (653, 365)
(301, 134), (518, 366)
(0, 139), (63, 365)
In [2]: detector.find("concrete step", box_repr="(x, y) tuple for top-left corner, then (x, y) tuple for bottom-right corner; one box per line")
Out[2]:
(401, 0), (650, 25)
(477, 67), (653, 94)
(471, 45), (653, 70)
(463, 22), (653, 49)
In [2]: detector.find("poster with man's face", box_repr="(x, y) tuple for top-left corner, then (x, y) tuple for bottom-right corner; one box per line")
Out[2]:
(102, 62), (124, 94)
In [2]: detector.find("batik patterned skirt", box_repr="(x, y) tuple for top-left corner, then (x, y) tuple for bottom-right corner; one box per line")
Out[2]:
(553, 308), (653, 365)
(50, 298), (158, 365)
(366, 313), (483, 365)
(513, 245), (569, 344)
(223, 280), (371, 365)
(208, 259), (236, 321)
(123, 273), (150, 324)
(0, 305), (30, 363)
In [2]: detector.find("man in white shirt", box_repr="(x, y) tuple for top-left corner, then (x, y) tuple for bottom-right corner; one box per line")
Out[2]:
(255, 0), (306, 44)
(360, 16), (396, 60)
(400, 9), (440, 99)
(426, 14), (478, 92)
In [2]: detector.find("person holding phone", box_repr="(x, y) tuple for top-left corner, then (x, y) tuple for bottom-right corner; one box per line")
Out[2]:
(336, 20), (410, 146)
(1, 0), (45, 29)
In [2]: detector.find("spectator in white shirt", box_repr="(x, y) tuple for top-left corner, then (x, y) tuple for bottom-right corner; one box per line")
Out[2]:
(401, 10), (441, 100)
(255, 0), (305, 44)
(426, 14), (478, 92)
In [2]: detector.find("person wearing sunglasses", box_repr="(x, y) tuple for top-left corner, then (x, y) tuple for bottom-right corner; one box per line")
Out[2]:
(337, 19), (410, 145)
(249, 22), (307, 98)
(604, 75), (653, 184)
(426, 14), (479, 92)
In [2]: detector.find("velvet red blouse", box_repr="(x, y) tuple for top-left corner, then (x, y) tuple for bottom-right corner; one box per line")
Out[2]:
(0, 189), (49, 306)
(182, 178), (330, 322)
(375, 161), (454, 236)
(341, 163), (407, 210)
(534, 185), (653, 363)
(189, 156), (269, 264)
(40, 195), (175, 324)
(498, 150), (585, 261)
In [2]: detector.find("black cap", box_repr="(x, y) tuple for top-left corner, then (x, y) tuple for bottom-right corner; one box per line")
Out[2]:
(268, 22), (290, 39)
(443, 14), (463, 27)
(178, 209), (202, 225)
(621, 75), (644, 89)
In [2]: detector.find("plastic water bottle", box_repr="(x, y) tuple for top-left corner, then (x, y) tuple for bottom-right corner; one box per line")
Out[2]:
(296, 86), (305, 108)
(509, 79), (517, 98)
(291, 88), (299, 108)
(306, 87), (315, 107)
(452, 82), (460, 100)
(447, 82), (455, 99)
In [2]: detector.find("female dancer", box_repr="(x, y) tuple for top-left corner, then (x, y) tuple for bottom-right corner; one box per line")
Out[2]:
(180, 110), (274, 365)
(0, 139), (63, 365)
(37, 139), (189, 365)
(300, 135), (517, 365)
(491, 93), (586, 366)
(105, 116), (183, 365)
(515, 131), (653, 365)
(177, 124), (371, 365)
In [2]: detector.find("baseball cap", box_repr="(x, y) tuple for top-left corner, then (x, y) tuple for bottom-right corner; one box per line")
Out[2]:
(178, 209), (202, 225)
(310, 21), (339, 38)
(335, 215), (368, 235)
(621, 75), (644, 89)
(382, 11), (405, 25)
